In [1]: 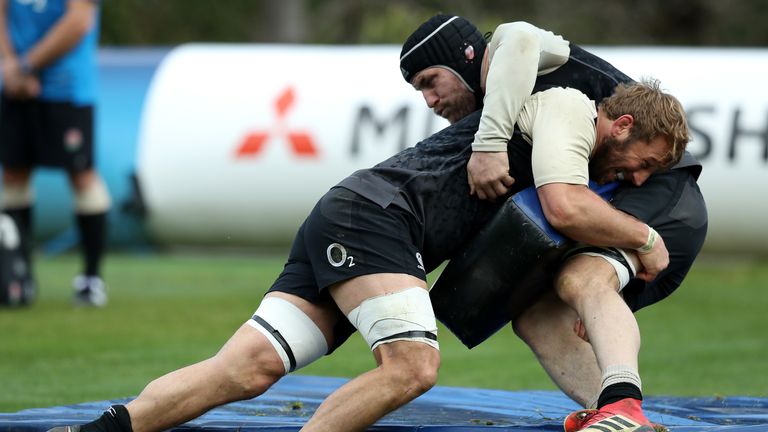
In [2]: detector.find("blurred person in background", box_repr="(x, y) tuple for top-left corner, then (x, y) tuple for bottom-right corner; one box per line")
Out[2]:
(401, 14), (706, 432)
(0, 0), (111, 306)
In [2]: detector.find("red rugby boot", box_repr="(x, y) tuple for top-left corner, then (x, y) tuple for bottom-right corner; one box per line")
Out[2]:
(563, 398), (666, 431)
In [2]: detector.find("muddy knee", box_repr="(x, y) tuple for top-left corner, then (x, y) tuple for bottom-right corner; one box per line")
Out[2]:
(556, 248), (637, 307)
(349, 287), (440, 394)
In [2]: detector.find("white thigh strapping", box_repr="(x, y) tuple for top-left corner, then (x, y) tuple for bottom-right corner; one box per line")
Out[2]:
(346, 287), (439, 351)
(572, 247), (637, 291)
(247, 297), (328, 374)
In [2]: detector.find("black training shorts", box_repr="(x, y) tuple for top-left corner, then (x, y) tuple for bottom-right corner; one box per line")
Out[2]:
(267, 187), (427, 351)
(613, 167), (708, 311)
(268, 187), (427, 303)
(0, 95), (94, 172)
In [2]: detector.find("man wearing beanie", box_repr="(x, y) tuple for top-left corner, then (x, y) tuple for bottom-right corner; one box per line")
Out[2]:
(400, 15), (572, 200)
(401, 15), (707, 432)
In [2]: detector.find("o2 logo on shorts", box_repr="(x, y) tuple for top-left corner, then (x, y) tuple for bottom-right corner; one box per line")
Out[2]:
(327, 243), (355, 268)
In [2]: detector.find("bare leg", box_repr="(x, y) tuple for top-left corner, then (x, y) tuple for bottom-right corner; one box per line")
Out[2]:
(301, 273), (440, 432)
(543, 256), (652, 429)
(513, 292), (602, 407)
(2, 167), (33, 190)
(68, 168), (99, 191)
(124, 272), (439, 432)
(302, 340), (439, 432)
(555, 255), (641, 373)
(125, 323), (286, 432)
(126, 292), (340, 432)
(1, 167), (34, 233)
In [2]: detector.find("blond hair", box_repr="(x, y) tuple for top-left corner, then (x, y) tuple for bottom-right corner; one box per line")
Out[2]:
(599, 78), (689, 168)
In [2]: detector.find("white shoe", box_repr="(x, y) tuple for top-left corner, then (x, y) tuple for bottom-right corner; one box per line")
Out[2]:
(72, 275), (108, 307)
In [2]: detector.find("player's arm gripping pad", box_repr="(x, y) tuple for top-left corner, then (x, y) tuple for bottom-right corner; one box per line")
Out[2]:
(430, 182), (617, 348)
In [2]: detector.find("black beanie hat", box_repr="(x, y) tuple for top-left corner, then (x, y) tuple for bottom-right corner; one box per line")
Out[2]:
(400, 14), (487, 101)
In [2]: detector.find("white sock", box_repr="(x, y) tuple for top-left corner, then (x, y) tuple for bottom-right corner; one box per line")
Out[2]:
(601, 364), (642, 392)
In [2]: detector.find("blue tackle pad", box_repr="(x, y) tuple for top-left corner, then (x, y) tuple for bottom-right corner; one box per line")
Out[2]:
(431, 182), (618, 348)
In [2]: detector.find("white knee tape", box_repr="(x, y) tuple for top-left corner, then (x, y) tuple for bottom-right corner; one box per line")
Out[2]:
(75, 177), (112, 214)
(346, 287), (439, 351)
(1, 183), (33, 209)
(248, 297), (328, 374)
(574, 248), (636, 291)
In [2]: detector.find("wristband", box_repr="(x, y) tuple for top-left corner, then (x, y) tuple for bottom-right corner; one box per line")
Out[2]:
(636, 225), (658, 254)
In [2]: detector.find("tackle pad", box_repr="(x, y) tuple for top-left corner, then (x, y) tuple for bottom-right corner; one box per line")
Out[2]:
(430, 182), (617, 348)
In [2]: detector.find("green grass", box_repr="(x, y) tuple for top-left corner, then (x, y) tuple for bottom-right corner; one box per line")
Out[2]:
(1, 253), (766, 413)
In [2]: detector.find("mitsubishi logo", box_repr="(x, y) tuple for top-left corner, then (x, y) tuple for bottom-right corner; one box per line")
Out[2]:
(235, 86), (319, 158)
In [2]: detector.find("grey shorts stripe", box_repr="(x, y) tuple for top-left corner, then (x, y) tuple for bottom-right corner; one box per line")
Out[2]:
(373, 330), (437, 347)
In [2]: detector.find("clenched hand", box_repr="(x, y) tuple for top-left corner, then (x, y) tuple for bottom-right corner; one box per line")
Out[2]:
(467, 151), (515, 200)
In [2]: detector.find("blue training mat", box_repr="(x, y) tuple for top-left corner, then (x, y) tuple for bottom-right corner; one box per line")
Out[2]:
(1, 376), (766, 431)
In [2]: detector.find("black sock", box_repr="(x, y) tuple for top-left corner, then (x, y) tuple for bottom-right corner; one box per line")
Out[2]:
(80, 405), (132, 432)
(4, 206), (33, 263)
(597, 382), (643, 408)
(76, 212), (107, 277)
